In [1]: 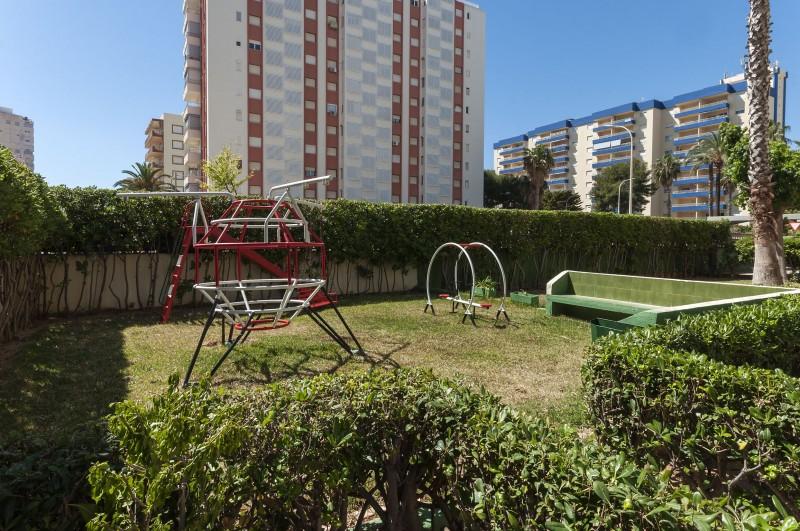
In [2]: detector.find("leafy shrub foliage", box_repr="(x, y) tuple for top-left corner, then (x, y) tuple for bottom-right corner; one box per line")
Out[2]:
(38, 188), (731, 284)
(735, 235), (800, 270)
(0, 147), (57, 257)
(584, 295), (800, 512)
(87, 370), (792, 530)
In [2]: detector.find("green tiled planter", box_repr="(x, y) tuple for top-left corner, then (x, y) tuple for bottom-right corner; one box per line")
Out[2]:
(511, 291), (539, 306)
(474, 287), (496, 298)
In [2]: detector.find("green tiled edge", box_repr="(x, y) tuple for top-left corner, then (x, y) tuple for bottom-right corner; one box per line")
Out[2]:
(545, 270), (800, 329)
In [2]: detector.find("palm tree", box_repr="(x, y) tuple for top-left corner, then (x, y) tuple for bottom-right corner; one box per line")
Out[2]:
(114, 162), (176, 192)
(651, 154), (680, 216)
(521, 145), (554, 210)
(685, 133), (726, 216)
(747, 0), (783, 285)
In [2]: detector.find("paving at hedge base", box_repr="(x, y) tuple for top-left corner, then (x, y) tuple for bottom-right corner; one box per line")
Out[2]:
(0, 293), (590, 446)
(545, 270), (800, 338)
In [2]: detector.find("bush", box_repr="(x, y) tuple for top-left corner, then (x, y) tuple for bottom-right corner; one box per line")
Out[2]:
(583, 296), (800, 510)
(0, 147), (57, 257)
(87, 370), (792, 530)
(735, 235), (800, 270)
(38, 188), (733, 285)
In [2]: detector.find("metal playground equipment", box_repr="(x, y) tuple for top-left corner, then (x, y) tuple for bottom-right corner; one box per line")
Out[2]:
(423, 242), (510, 326)
(120, 175), (363, 386)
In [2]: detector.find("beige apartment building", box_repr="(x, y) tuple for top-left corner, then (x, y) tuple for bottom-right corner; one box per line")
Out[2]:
(494, 67), (789, 217)
(183, 0), (486, 205)
(145, 113), (188, 190)
(0, 106), (34, 170)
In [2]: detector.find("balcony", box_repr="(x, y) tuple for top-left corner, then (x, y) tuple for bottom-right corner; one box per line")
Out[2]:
(550, 145), (568, 154)
(673, 177), (709, 187)
(499, 167), (524, 175)
(592, 144), (632, 157)
(672, 204), (709, 212)
(145, 151), (163, 164)
(673, 133), (712, 146)
(145, 135), (164, 149)
(552, 156), (569, 163)
(499, 156), (524, 166)
(592, 157), (630, 170)
(184, 80), (201, 104)
(183, 126), (201, 149)
(498, 145), (525, 155)
(592, 132), (633, 145)
(672, 191), (710, 199)
(547, 178), (570, 185)
(536, 133), (569, 145)
(184, 149), (201, 169)
(593, 118), (635, 132)
(674, 115), (728, 133)
(679, 163), (710, 172)
(674, 102), (729, 118)
(549, 167), (569, 175)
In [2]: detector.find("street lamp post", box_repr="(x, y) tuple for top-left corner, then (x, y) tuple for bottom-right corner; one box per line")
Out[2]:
(597, 123), (635, 214)
(617, 178), (631, 214)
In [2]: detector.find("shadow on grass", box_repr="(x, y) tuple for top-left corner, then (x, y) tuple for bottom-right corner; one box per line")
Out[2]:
(0, 315), (130, 445)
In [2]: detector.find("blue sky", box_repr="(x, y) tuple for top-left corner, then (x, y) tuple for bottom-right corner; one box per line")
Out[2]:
(0, 1), (797, 188)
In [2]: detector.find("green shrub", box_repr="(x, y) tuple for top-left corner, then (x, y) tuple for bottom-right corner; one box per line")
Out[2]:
(87, 370), (793, 530)
(583, 296), (800, 508)
(735, 235), (800, 270)
(0, 147), (57, 257)
(39, 188), (733, 286)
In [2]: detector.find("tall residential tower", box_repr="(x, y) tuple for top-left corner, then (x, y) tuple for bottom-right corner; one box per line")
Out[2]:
(183, 0), (485, 206)
(493, 67), (789, 218)
(0, 106), (34, 170)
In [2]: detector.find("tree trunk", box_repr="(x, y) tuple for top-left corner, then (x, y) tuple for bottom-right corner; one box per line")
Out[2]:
(748, 0), (783, 286)
(665, 185), (672, 217)
(774, 208), (788, 283)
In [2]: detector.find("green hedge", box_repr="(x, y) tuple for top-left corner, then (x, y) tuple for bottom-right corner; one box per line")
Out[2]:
(0, 147), (56, 258)
(86, 370), (788, 530)
(583, 296), (800, 509)
(736, 235), (800, 269)
(39, 187), (733, 286)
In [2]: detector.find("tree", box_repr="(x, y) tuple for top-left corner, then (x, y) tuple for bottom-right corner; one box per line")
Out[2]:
(521, 145), (553, 210)
(651, 154), (680, 216)
(685, 132), (726, 216)
(541, 190), (582, 211)
(483, 170), (526, 209)
(202, 147), (248, 194)
(746, 0), (782, 285)
(114, 162), (175, 192)
(719, 122), (800, 283)
(590, 160), (654, 214)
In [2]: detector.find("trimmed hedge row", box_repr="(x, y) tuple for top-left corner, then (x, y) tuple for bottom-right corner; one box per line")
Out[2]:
(38, 187), (733, 283)
(736, 235), (800, 269)
(584, 296), (800, 512)
(87, 370), (787, 530)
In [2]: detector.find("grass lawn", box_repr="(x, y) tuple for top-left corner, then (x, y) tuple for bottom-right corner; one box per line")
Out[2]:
(0, 293), (590, 445)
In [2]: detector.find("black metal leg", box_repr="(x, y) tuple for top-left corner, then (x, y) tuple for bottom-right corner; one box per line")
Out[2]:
(424, 302), (436, 315)
(184, 299), (218, 387)
(307, 309), (353, 353)
(209, 314), (254, 378)
(322, 289), (364, 354)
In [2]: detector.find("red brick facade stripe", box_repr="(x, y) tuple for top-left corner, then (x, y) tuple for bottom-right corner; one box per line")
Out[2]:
(246, 0), (263, 190)
(408, 0), (422, 202)
(391, 0), (403, 202)
(302, 0), (318, 198)
(453, 2), (465, 204)
(326, 0), (340, 198)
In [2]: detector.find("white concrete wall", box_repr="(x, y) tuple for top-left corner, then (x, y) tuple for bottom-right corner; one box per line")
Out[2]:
(462, 4), (485, 207)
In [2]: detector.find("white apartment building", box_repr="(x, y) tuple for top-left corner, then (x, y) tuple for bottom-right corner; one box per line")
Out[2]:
(493, 67), (789, 218)
(0, 106), (34, 170)
(183, 0), (485, 206)
(145, 113), (189, 190)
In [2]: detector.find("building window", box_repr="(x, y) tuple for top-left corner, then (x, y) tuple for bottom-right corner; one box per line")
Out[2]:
(411, 58), (419, 67)
(235, 11), (242, 21)
(393, 13), (402, 21)
(327, 36), (337, 47)
(327, 60), (337, 72)
(455, 66), (462, 74)
(235, 109), (243, 121)
(172, 140), (184, 149)
(305, 144), (317, 154)
(455, 47), (462, 56)
(249, 161), (261, 172)
(305, 166), (316, 177)
(454, 123), (461, 132)
(305, 77), (316, 88)
(249, 64), (261, 75)
(411, 18), (419, 27)
(410, 137), (418, 146)
(456, 8), (463, 17)
(305, 8), (316, 19)
(454, 142), (461, 150)
(249, 15), (261, 25)
(466, 87), (470, 95)
(249, 88), (262, 99)
(249, 136), (262, 148)
(454, 161), (461, 169)
(410, 78), (419, 87)
(305, 32), (316, 43)
(392, 115), (401, 124)
(410, 117), (418, 126)
(248, 40), (262, 50)
(327, 16), (338, 29)
(326, 103), (338, 115)
(172, 124), (183, 134)
(392, 135), (401, 146)
(392, 74), (401, 83)
(410, 175), (418, 184)
(327, 125), (337, 135)
(326, 147), (337, 156)
(327, 81), (337, 91)
(393, 53), (401, 63)
(172, 155), (184, 164)
(411, 37), (419, 47)
(453, 179), (461, 188)
(173, 170), (185, 179)
(249, 113), (261, 123)
(305, 122), (316, 132)
(454, 105), (462, 113)
(305, 100), (316, 110)
(392, 95), (401, 103)
(393, 33), (401, 43)
(465, 162), (470, 171)
(305, 54), (316, 65)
